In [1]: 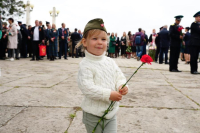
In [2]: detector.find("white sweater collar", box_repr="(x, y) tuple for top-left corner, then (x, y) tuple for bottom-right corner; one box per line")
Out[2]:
(85, 50), (106, 61)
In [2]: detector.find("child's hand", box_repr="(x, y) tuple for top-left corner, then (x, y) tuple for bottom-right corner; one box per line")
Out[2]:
(119, 85), (128, 95)
(109, 91), (122, 101)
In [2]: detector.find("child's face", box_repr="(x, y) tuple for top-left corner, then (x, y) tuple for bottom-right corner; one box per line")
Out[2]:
(83, 31), (107, 56)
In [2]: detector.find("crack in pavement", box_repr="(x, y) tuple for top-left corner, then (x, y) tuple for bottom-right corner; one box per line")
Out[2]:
(160, 72), (200, 108)
(0, 106), (28, 128)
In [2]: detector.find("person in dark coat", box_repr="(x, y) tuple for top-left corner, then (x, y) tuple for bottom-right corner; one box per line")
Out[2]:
(169, 15), (184, 72)
(155, 27), (163, 63)
(44, 22), (50, 59)
(183, 27), (191, 64)
(48, 24), (59, 61)
(142, 30), (148, 56)
(58, 23), (68, 59)
(189, 11), (200, 74)
(70, 28), (81, 58)
(30, 20), (45, 61)
(159, 25), (170, 64)
(27, 25), (33, 58)
(0, 22), (8, 60)
(115, 33), (120, 58)
(15, 30), (22, 59)
(18, 21), (29, 58)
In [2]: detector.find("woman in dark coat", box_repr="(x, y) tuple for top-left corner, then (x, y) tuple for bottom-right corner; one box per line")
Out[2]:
(121, 32), (127, 58)
(183, 27), (191, 64)
(48, 24), (59, 61)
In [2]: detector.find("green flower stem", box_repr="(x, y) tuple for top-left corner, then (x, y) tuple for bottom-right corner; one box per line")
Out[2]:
(92, 62), (145, 133)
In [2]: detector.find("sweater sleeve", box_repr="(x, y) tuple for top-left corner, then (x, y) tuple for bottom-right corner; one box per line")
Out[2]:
(113, 61), (128, 91)
(78, 67), (111, 102)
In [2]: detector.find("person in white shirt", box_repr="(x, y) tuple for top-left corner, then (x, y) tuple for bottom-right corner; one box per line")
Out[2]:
(30, 20), (44, 61)
(77, 18), (128, 133)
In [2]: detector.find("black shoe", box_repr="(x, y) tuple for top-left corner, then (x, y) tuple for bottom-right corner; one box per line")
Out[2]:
(65, 58), (68, 60)
(36, 58), (40, 61)
(165, 62), (169, 64)
(30, 59), (35, 61)
(59, 57), (61, 59)
(170, 69), (182, 72)
(15, 58), (20, 60)
(72, 57), (74, 58)
(39, 58), (43, 60)
(155, 61), (158, 63)
(159, 62), (163, 64)
(191, 71), (200, 74)
(54, 57), (57, 59)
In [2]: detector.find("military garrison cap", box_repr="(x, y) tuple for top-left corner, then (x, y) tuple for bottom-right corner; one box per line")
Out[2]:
(174, 15), (184, 20)
(46, 21), (50, 25)
(83, 18), (107, 36)
(193, 11), (200, 17)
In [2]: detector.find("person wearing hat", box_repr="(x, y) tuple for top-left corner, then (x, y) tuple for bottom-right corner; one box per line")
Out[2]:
(169, 15), (184, 72)
(77, 18), (128, 133)
(189, 11), (200, 74)
(183, 27), (191, 64)
(18, 21), (29, 58)
(58, 23), (69, 59)
(0, 22), (8, 60)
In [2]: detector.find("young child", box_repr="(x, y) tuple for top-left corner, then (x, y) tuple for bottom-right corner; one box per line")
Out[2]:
(77, 18), (128, 133)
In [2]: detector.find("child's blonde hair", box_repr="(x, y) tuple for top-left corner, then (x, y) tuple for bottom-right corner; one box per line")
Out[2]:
(77, 29), (107, 48)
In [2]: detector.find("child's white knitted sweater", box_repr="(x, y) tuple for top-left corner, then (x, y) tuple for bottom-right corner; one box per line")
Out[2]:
(77, 50), (127, 119)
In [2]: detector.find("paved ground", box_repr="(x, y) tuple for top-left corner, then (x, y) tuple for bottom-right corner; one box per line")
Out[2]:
(0, 57), (200, 133)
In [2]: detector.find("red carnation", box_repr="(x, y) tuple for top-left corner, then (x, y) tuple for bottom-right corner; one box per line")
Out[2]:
(141, 54), (153, 65)
(178, 26), (184, 32)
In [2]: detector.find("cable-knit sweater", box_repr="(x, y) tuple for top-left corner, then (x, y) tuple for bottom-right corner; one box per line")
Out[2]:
(77, 50), (127, 119)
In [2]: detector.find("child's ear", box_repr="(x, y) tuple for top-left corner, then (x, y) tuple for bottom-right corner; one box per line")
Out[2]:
(82, 38), (87, 48)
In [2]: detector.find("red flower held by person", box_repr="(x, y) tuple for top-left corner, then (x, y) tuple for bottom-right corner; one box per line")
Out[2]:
(178, 26), (184, 32)
(141, 55), (153, 65)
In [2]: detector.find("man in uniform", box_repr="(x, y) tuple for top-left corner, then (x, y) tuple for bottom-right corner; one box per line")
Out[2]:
(18, 21), (29, 58)
(169, 15), (184, 72)
(58, 23), (69, 60)
(190, 11), (200, 74)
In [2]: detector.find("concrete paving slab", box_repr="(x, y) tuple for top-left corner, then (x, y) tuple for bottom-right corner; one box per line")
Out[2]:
(0, 107), (74, 133)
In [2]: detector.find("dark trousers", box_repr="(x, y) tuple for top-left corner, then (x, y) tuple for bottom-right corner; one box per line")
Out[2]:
(142, 44), (146, 56)
(32, 41), (40, 60)
(169, 46), (181, 71)
(59, 40), (68, 59)
(21, 39), (27, 58)
(155, 46), (160, 62)
(0, 41), (7, 58)
(190, 46), (200, 73)
(115, 46), (119, 57)
(159, 47), (168, 63)
(27, 40), (32, 57)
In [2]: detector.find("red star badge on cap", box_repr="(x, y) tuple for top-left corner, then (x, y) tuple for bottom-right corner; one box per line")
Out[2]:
(101, 24), (104, 27)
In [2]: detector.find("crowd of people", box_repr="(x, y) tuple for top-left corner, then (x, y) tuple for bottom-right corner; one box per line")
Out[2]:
(0, 12), (200, 74)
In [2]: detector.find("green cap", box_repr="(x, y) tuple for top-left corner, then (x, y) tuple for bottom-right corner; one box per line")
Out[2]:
(83, 18), (107, 36)
(174, 15), (184, 20)
(193, 11), (200, 17)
